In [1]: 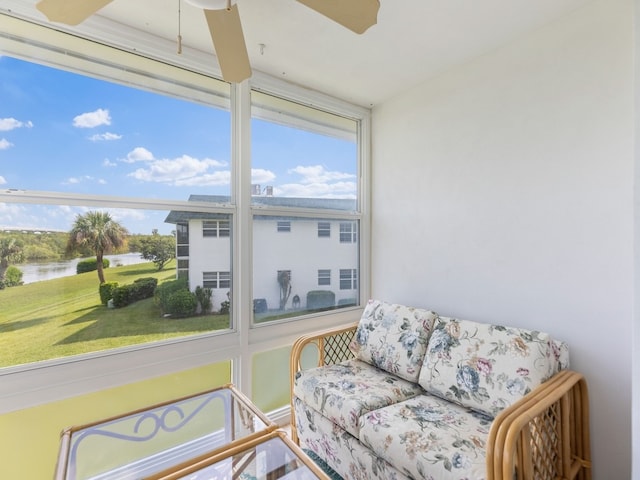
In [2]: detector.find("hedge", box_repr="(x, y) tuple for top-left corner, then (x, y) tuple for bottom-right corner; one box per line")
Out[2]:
(110, 277), (158, 308)
(77, 257), (110, 274)
(99, 281), (119, 305)
(306, 290), (335, 310)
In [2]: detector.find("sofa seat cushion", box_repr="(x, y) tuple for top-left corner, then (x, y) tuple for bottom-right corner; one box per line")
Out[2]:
(350, 299), (438, 382)
(294, 397), (411, 480)
(294, 358), (424, 437)
(419, 316), (563, 418)
(359, 394), (492, 480)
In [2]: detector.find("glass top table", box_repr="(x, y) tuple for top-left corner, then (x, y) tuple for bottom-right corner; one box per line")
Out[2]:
(55, 384), (277, 480)
(147, 430), (330, 480)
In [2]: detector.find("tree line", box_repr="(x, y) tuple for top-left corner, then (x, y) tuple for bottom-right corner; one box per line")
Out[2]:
(0, 211), (175, 288)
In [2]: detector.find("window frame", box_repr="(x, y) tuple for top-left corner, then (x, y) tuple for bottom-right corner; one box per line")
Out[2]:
(340, 221), (358, 243)
(339, 268), (358, 290)
(203, 220), (231, 238)
(276, 221), (291, 232)
(203, 271), (231, 289)
(317, 222), (331, 238)
(318, 269), (331, 286)
(0, 11), (372, 415)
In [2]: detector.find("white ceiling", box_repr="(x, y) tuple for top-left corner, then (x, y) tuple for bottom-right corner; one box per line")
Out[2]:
(5, 0), (593, 107)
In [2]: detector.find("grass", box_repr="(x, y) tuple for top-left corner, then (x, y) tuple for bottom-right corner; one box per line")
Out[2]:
(0, 260), (229, 368)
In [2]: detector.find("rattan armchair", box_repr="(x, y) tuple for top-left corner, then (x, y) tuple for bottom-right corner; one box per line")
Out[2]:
(290, 323), (591, 480)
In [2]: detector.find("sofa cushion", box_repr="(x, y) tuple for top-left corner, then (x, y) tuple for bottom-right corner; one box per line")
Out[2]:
(418, 316), (563, 418)
(293, 358), (424, 437)
(349, 299), (437, 382)
(294, 397), (411, 480)
(359, 393), (492, 480)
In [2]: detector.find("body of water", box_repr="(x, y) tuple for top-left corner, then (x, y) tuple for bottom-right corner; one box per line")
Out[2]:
(19, 253), (149, 284)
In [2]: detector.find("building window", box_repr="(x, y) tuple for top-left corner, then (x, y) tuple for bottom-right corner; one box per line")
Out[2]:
(277, 221), (291, 232)
(340, 222), (357, 243)
(177, 259), (189, 278)
(317, 222), (331, 238)
(203, 220), (230, 238)
(318, 269), (331, 286)
(177, 223), (189, 257)
(203, 271), (231, 289)
(340, 269), (358, 290)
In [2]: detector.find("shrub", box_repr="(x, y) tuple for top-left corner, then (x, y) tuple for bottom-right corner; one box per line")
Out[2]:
(195, 286), (213, 314)
(3, 266), (23, 287)
(111, 285), (131, 308)
(306, 290), (335, 310)
(77, 257), (110, 274)
(132, 277), (158, 302)
(155, 278), (189, 314)
(337, 298), (357, 307)
(166, 289), (197, 318)
(99, 281), (119, 305)
(108, 278), (158, 308)
(220, 300), (230, 315)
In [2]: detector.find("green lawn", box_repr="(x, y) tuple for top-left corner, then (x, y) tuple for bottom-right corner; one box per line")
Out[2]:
(0, 260), (229, 368)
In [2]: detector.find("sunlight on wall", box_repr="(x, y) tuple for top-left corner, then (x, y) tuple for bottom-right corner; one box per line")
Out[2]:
(0, 362), (230, 479)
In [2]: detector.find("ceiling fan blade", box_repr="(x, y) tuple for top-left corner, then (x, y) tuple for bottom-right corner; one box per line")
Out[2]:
(297, 0), (380, 34)
(36, 0), (114, 26)
(204, 6), (252, 84)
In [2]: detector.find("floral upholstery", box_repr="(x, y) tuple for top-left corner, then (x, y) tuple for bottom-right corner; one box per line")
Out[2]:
(360, 394), (492, 480)
(350, 299), (437, 382)
(419, 316), (567, 418)
(294, 397), (410, 480)
(293, 358), (423, 437)
(292, 301), (572, 480)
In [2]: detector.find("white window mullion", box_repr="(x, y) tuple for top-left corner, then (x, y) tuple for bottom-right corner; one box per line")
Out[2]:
(231, 80), (253, 395)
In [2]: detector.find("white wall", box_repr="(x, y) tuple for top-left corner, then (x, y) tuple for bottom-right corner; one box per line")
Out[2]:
(371, 0), (633, 478)
(252, 219), (358, 309)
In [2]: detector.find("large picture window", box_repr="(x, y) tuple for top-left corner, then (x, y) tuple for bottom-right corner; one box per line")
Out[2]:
(251, 91), (360, 323)
(0, 52), (233, 368)
(0, 11), (369, 414)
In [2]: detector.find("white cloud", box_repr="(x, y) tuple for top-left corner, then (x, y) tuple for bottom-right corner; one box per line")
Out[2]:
(288, 165), (355, 184)
(127, 154), (228, 186)
(270, 164), (357, 198)
(251, 168), (277, 185)
(0, 138), (12, 150)
(73, 108), (111, 128)
(103, 158), (117, 167)
(0, 202), (26, 225)
(89, 132), (122, 141)
(0, 118), (33, 131)
(122, 147), (154, 163)
(174, 171), (231, 187)
(64, 175), (95, 185)
(276, 181), (357, 198)
(0, 176), (6, 185)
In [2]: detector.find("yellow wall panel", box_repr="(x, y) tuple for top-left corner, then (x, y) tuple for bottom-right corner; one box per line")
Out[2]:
(0, 362), (230, 479)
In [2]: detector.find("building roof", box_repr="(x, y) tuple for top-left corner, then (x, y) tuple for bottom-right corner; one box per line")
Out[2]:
(165, 195), (357, 224)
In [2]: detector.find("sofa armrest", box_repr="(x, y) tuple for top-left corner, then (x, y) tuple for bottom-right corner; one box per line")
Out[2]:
(487, 369), (591, 480)
(289, 322), (358, 443)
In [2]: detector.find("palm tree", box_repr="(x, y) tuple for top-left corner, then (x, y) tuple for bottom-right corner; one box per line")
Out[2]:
(0, 238), (23, 286)
(277, 270), (292, 310)
(67, 211), (129, 284)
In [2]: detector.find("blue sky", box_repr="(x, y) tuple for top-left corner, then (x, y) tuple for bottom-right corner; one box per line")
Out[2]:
(0, 55), (357, 234)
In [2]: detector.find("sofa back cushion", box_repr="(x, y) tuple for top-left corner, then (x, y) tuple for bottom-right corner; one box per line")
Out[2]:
(350, 299), (437, 382)
(418, 315), (568, 418)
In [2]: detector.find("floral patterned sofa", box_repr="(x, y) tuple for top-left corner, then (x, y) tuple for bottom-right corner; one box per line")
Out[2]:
(290, 300), (591, 480)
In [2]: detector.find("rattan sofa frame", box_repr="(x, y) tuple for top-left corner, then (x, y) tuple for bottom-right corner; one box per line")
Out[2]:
(290, 322), (592, 480)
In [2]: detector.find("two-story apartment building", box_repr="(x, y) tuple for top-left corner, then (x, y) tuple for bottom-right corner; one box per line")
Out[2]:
(166, 194), (359, 313)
